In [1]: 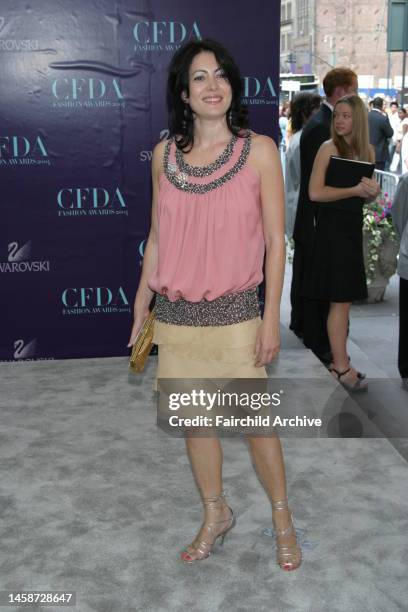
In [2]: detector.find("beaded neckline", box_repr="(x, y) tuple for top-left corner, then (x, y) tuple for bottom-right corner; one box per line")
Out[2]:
(163, 132), (251, 194)
(175, 134), (237, 177)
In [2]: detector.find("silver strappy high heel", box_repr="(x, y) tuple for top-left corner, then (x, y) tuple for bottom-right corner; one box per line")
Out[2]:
(180, 491), (236, 563)
(272, 499), (302, 571)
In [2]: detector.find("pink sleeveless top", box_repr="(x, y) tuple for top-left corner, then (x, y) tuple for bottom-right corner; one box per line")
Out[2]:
(148, 134), (265, 302)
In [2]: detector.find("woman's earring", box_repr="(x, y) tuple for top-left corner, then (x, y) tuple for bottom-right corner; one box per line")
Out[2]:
(182, 106), (188, 132)
(228, 109), (233, 125)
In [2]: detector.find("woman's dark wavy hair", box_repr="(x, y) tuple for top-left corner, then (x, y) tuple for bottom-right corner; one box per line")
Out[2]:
(289, 92), (322, 133)
(166, 38), (249, 151)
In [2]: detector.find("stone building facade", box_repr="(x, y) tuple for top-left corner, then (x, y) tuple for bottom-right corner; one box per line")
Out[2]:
(281, 0), (405, 97)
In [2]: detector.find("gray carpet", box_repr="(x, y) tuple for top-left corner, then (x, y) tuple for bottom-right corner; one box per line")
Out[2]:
(1, 341), (408, 612)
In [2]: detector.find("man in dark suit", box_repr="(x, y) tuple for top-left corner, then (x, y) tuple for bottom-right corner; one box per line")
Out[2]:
(368, 97), (393, 170)
(290, 68), (358, 363)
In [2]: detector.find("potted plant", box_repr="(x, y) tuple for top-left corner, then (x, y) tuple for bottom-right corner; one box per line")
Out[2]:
(362, 191), (399, 303)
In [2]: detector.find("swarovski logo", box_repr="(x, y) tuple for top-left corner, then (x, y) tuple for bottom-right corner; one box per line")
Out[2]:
(0, 17), (39, 52)
(8, 240), (31, 262)
(14, 338), (37, 360)
(0, 241), (50, 273)
(140, 129), (169, 162)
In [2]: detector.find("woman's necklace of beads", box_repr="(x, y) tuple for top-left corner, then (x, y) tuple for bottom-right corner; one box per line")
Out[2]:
(164, 132), (251, 194)
(175, 134), (237, 177)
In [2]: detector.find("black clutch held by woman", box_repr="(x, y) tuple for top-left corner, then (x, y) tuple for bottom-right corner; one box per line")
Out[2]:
(323, 156), (375, 212)
(327, 156), (375, 186)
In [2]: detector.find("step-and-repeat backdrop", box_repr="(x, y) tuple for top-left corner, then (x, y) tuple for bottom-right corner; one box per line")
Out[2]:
(1, 0), (280, 362)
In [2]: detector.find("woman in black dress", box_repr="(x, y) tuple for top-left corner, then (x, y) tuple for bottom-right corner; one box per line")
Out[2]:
(306, 94), (380, 391)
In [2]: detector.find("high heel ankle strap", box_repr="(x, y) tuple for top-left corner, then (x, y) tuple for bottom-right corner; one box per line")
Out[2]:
(272, 499), (295, 538)
(202, 490), (227, 508)
(271, 499), (289, 511)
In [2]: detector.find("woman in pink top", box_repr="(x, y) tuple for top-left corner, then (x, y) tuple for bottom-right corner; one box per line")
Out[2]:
(128, 39), (301, 570)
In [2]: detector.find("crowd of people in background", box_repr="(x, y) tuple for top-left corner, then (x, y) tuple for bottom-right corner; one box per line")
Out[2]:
(279, 94), (408, 175)
(280, 71), (408, 391)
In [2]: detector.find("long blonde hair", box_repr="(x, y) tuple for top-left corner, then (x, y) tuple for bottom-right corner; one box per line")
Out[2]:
(331, 94), (371, 162)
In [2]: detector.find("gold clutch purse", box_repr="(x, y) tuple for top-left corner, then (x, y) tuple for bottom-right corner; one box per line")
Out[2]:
(129, 310), (155, 373)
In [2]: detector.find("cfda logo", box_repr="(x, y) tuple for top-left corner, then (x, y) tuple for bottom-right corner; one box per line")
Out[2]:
(51, 78), (125, 110)
(138, 239), (147, 267)
(139, 239), (146, 258)
(57, 187), (127, 217)
(0, 135), (50, 167)
(242, 76), (278, 106)
(0, 241), (50, 273)
(133, 20), (201, 51)
(61, 286), (131, 315)
(0, 16), (39, 52)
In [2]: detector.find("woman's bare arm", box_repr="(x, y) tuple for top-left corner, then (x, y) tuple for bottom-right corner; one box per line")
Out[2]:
(127, 140), (164, 345)
(249, 134), (285, 366)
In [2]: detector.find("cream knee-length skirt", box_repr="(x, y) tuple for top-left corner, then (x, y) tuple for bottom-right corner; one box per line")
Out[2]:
(153, 316), (267, 389)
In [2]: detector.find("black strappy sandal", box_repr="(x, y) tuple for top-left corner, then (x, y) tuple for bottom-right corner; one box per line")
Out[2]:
(328, 356), (366, 380)
(329, 366), (368, 393)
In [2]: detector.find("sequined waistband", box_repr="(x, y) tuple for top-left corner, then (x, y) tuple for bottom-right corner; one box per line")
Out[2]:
(154, 289), (260, 327)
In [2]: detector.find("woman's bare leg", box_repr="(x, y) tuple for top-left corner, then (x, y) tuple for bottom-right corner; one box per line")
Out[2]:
(327, 302), (350, 371)
(182, 433), (232, 561)
(246, 435), (289, 522)
(246, 434), (287, 499)
(185, 434), (224, 498)
(246, 434), (301, 567)
(183, 430), (300, 565)
(327, 302), (360, 381)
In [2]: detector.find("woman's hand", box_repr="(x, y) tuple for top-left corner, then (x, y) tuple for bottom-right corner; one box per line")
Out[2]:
(254, 319), (280, 367)
(127, 307), (150, 347)
(361, 176), (381, 201)
(352, 177), (380, 200)
(352, 182), (370, 198)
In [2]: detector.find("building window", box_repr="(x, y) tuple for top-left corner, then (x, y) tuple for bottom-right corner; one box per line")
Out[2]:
(281, 4), (286, 21)
(298, 0), (309, 35)
(281, 33), (286, 51)
(287, 3), (292, 20)
(287, 32), (293, 51)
